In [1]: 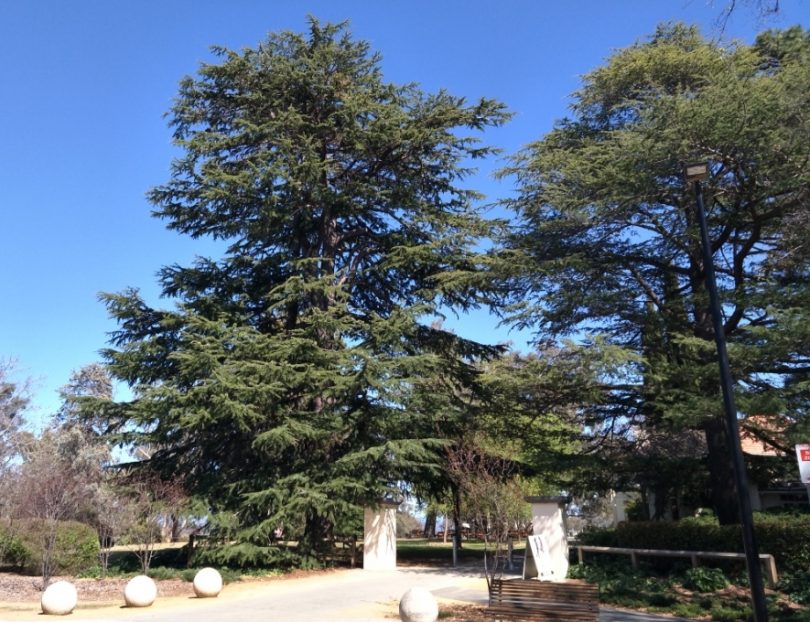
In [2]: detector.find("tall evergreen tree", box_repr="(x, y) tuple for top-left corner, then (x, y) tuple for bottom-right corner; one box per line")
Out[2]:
(99, 19), (508, 558)
(500, 24), (810, 523)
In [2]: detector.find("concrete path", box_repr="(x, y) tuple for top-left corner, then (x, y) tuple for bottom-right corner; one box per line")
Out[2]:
(2, 565), (697, 622)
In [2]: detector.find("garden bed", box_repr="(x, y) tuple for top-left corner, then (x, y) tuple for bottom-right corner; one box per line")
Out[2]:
(0, 572), (189, 604)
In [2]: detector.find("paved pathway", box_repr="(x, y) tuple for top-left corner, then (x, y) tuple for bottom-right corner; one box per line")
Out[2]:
(2, 565), (697, 622)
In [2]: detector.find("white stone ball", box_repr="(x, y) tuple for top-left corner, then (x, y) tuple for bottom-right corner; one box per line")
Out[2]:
(124, 575), (157, 607)
(399, 586), (438, 622)
(41, 580), (78, 616)
(193, 567), (223, 598)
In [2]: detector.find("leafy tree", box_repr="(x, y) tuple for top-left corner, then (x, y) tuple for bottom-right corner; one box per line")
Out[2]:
(479, 344), (634, 491)
(49, 364), (139, 576)
(56, 363), (114, 437)
(499, 24), (810, 524)
(0, 360), (28, 475)
(97, 19), (508, 561)
(445, 437), (530, 583)
(9, 426), (106, 585)
(0, 361), (29, 528)
(121, 472), (187, 573)
(92, 479), (136, 577)
(714, 0), (782, 31)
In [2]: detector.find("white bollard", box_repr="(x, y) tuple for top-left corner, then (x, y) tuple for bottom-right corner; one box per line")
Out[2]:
(41, 581), (78, 615)
(399, 586), (438, 622)
(193, 567), (223, 597)
(124, 574), (157, 607)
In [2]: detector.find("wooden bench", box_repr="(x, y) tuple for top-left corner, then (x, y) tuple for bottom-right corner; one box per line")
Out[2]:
(487, 578), (599, 622)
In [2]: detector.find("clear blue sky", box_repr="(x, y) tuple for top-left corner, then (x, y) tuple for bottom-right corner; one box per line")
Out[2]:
(1, 0), (807, 425)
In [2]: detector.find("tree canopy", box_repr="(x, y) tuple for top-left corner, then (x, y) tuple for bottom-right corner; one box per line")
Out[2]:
(79, 20), (810, 546)
(499, 24), (810, 523)
(97, 19), (509, 558)
(0, 361), (27, 471)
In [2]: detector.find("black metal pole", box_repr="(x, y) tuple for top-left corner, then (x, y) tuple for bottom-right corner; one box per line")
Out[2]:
(693, 180), (769, 622)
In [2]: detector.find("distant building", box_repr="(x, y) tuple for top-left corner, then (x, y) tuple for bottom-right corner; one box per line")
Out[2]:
(740, 415), (808, 512)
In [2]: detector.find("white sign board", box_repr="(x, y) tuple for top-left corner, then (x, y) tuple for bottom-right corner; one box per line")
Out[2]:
(525, 534), (555, 580)
(795, 444), (810, 483)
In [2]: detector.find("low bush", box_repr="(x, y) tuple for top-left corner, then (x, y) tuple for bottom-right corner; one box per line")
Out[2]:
(193, 542), (298, 570)
(778, 570), (810, 605)
(578, 514), (810, 573)
(710, 605), (750, 622)
(682, 567), (729, 593)
(568, 559), (676, 608)
(671, 602), (706, 619)
(569, 558), (809, 621)
(0, 524), (29, 568)
(753, 514), (810, 574)
(11, 519), (99, 576)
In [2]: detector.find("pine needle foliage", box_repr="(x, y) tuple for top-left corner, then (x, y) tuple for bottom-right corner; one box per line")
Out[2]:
(99, 19), (509, 559)
(499, 24), (810, 523)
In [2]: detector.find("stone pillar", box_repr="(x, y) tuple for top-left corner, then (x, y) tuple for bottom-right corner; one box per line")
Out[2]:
(363, 500), (399, 570)
(524, 496), (570, 582)
(613, 491), (628, 524)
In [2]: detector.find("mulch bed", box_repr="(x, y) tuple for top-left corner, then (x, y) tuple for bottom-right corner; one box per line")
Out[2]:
(0, 572), (193, 604)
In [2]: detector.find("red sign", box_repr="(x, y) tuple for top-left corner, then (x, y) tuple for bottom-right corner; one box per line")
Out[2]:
(796, 445), (810, 483)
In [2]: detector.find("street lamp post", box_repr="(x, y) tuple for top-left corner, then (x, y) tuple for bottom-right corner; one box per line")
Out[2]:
(685, 162), (768, 622)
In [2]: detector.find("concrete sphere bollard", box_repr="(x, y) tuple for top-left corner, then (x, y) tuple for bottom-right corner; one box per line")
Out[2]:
(399, 586), (438, 622)
(41, 581), (78, 615)
(193, 567), (223, 598)
(124, 575), (157, 607)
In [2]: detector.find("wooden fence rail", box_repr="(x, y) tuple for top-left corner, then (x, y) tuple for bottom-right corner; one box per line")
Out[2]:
(574, 545), (778, 584)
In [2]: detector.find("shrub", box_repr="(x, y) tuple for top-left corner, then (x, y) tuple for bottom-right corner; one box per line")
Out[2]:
(579, 516), (810, 574)
(778, 570), (810, 605)
(0, 524), (30, 568)
(647, 592), (678, 607)
(194, 542), (297, 569)
(710, 605), (749, 622)
(682, 567), (729, 592)
(12, 519), (99, 576)
(672, 602), (705, 619)
(576, 527), (618, 547)
(781, 608), (810, 622)
(753, 515), (810, 574)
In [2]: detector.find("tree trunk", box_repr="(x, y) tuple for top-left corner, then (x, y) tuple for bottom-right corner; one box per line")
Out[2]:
(170, 514), (182, 542)
(452, 485), (463, 550)
(423, 510), (437, 538)
(652, 485), (668, 520)
(703, 416), (740, 525)
(300, 513), (333, 559)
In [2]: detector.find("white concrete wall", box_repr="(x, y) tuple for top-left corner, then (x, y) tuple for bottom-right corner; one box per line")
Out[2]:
(529, 500), (569, 581)
(363, 505), (397, 570)
(613, 491), (628, 524)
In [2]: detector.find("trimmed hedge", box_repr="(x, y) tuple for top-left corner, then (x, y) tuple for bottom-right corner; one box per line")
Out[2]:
(1, 519), (99, 576)
(578, 515), (810, 573)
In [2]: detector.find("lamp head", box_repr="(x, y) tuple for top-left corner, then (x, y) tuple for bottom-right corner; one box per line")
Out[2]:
(684, 162), (709, 183)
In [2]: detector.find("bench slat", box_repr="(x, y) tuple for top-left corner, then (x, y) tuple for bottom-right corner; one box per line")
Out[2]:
(493, 586), (598, 598)
(487, 579), (599, 622)
(489, 609), (597, 622)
